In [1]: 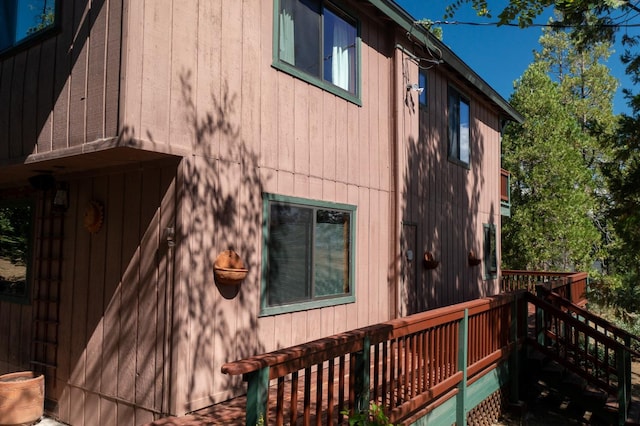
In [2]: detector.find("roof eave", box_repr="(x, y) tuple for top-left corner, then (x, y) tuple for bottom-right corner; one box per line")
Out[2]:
(368, 0), (524, 124)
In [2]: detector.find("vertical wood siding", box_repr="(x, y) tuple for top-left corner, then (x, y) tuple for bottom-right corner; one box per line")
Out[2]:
(403, 58), (502, 313)
(0, 0), (509, 423)
(0, 0), (122, 161)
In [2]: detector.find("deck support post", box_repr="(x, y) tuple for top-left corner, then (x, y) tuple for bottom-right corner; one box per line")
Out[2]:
(509, 295), (520, 402)
(354, 336), (371, 414)
(617, 348), (629, 426)
(245, 367), (269, 426)
(456, 309), (469, 426)
(535, 285), (547, 346)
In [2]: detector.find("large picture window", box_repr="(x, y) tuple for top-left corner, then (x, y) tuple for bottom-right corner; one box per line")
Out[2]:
(0, 200), (33, 303)
(261, 194), (356, 315)
(276, 0), (359, 100)
(448, 87), (471, 166)
(0, 0), (57, 54)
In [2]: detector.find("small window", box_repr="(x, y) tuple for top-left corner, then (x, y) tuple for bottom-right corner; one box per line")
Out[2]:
(483, 224), (497, 279)
(0, 200), (33, 303)
(0, 0), (57, 54)
(418, 70), (427, 107)
(261, 194), (356, 315)
(448, 87), (470, 166)
(276, 0), (359, 100)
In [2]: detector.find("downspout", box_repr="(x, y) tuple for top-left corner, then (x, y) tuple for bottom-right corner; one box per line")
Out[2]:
(389, 43), (401, 320)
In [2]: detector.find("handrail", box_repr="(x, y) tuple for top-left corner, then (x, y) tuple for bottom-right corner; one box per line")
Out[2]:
(525, 292), (633, 424)
(501, 270), (588, 306)
(222, 294), (522, 425)
(538, 287), (640, 357)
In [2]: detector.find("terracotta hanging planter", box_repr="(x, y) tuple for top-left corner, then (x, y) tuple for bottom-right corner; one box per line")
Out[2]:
(468, 251), (482, 266)
(423, 251), (439, 269)
(83, 200), (104, 234)
(214, 250), (248, 286)
(0, 371), (44, 425)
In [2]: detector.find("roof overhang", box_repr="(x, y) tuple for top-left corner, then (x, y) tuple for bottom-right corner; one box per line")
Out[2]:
(0, 138), (186, 188)
(369, 0), (524, 124)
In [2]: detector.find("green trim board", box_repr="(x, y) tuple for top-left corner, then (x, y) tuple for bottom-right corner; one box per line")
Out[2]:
(410, 361), (512, 426)
(260, 193), (357, 317)
(272, 0), (362, 106)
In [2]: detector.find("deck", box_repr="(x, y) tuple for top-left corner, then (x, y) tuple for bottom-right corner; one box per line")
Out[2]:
(144, 271), (640, 426)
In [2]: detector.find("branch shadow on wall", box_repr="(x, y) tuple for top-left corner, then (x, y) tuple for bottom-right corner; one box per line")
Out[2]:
(176, 69), (266, 410)
(400, 97), (495, 315)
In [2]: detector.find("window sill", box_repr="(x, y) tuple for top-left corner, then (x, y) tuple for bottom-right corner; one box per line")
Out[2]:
(448, 157), (470, 169)
(259, 294), (355, 317)
(272, 61), (362, 107)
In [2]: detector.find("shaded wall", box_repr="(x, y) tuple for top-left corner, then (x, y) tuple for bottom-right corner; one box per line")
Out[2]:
(397, 49), (503, 316)
(0, 0), (122, 163)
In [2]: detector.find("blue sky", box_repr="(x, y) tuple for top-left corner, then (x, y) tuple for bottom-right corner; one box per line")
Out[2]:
(396, 1), (634, 115)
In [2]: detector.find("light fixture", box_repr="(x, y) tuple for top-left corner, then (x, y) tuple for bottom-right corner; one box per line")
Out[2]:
(407, 83), (424, 95)
(52, 182), (69, 213)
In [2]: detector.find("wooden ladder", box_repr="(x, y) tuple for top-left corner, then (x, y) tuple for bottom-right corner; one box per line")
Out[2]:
(30, 189), (64, 409)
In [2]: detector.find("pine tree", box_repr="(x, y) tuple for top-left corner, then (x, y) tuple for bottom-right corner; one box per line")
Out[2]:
(502, 29), (616, 271)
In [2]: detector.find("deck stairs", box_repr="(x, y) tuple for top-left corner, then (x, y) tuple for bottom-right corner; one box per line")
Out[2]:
(523, 289), (640, 425)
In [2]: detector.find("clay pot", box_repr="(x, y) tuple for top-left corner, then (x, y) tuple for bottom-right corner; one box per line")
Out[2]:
(0, 371), (44, 425)
(423, 251), (439, 269)
(214, 250), (248, 286)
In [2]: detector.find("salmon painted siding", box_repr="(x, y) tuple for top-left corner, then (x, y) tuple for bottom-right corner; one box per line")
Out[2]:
(0, 0), (516, 423)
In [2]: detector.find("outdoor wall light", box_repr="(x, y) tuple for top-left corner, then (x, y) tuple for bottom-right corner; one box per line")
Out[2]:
(407, 83), (424, 94)
(52, 182), (69, 213)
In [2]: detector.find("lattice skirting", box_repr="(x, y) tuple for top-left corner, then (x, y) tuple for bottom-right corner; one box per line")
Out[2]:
(466, 386), (508, 426)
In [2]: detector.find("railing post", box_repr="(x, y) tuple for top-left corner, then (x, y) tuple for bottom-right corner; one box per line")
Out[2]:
(245, 367), (269, 426)
(616, 348), (629, 426)
(456, 309), (469, 426)
(354, 336), (371, 414)
(535, 285), (546, 346)
(509, 295), (520, 402)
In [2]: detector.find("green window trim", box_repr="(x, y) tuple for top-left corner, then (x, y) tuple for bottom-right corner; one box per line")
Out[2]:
(261, 193), (356, 316)
(272, 0), (362, 106)
(448, 85), (471, 168)
(483, 223), (497, 280)
(0, 199), (34, 304)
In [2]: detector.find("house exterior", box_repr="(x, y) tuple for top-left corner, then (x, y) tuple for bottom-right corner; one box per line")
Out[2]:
(0, 0), (521, 424)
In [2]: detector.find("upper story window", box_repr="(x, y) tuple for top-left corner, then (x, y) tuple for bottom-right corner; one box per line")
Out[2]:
(261, 193), (356, 316)
(418, 70), (427, 107)
(0, 0), (57, 54)
(0, 200), (33, 303)
(448, 86), (471, 166)
(275, 0), (359, 102)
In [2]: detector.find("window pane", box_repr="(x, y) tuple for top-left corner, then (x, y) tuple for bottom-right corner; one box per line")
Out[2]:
(460, 98), (470, 164)
(1, 0), (56, 51)
(268, 204), (313, 305)
(314, 210), (350, 296)
(448, 90), (459, 159)
(323, 8), (356, 94)
(418, 71), (427, 106)
(279, 0), (321, 76)
(0, 202), (32, 301)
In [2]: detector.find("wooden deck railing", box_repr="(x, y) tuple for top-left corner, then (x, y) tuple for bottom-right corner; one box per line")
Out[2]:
(525, 291), (638, 425)
(501, 270), (588, 306)
(221, 294), (523, 425)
